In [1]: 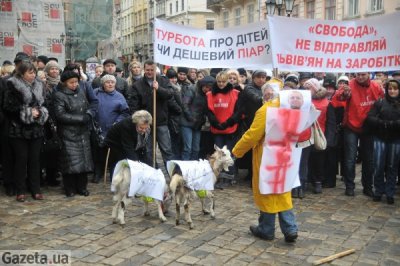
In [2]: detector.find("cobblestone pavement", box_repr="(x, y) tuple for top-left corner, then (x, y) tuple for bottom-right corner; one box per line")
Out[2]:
(0, 167), (399, 266)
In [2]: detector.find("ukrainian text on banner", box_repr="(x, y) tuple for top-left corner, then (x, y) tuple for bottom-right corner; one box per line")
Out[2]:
(154, 18), (272, 69)
(268, 12), (400, 73)
(0, 0), (18, 64)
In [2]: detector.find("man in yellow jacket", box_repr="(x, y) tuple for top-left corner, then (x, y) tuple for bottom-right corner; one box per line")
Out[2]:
(232, 100), (298, 243)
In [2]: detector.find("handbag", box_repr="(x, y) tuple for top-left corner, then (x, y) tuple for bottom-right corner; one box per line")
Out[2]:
(42, 120), (62, 152)
(312, 120), (327, 150)
(91, 119), (105, 148)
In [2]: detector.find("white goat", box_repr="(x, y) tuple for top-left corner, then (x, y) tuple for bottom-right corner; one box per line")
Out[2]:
(169, 145), (234, 229)
(111, 161), (172, 226)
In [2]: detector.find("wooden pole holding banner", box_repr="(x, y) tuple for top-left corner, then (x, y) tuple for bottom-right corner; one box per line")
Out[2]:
(104, 148), (111, 184)
(152, 65), (157, 167)
(312, 249), (355, 265)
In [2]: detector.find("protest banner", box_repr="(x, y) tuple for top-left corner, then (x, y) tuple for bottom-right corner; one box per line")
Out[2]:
(268, 12), (400, 73)
(259, 90), (320, 195)
(154, 18), (272, 69)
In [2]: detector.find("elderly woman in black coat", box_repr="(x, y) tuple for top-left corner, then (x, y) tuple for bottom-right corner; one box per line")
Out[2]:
(53, 71), (93, 197)
(4, 62), (49, 202)
(104, 110), (152, 178)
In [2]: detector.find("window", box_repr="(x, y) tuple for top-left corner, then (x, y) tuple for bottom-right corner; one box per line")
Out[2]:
(291, 4), (299, 17)
(348, 0), (359, 17)
(223, 11), (229, 28)
(306, 0), (315, 19)
(247, 4), (254, 23)
(206, 20), (214, 30)
(182, 0), (184, 11)
(325, 0), (336, 20)
(234, 8), (241, 26)
(368, 0), (383, 12)
(176, 1), (178, 13)
(170, 3), (172, 14)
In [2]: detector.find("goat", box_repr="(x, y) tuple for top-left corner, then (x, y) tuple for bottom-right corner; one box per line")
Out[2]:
(168, 145), (234, 229)
(111, 160), (172, 226)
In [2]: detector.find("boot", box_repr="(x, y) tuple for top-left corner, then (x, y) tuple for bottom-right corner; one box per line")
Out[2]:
(313, 182), (322, 194)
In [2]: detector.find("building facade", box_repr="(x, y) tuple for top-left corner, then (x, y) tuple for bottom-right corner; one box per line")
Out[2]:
(208, 0), (400, 28)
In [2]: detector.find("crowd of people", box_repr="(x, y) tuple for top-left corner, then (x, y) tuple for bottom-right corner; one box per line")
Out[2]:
(0, 52), (399, 214)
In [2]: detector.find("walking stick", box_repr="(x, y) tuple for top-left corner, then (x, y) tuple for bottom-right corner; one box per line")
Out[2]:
(104, 147), (111, 185)
(313, 249), (355, 265)
(152, 66), (157, 167)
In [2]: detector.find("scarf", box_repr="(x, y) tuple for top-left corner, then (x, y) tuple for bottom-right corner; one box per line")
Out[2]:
(46, 74), (60, 88)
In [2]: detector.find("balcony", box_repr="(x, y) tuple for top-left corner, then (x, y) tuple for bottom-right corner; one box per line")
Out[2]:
(207, 0), (224, 12)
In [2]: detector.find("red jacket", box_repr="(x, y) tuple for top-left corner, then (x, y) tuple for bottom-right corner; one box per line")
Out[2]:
(313, 98), (329, 133)
(207, 87), (239, 134)
(334, 79), (384, 133)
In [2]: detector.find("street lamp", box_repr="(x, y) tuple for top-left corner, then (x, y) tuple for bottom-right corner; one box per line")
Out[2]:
(60, 27), (79, 63)
(266, 0), (295, 17)
(134, 44), (143, 62)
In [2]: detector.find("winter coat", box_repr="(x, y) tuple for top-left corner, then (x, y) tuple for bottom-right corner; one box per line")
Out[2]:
(365, 80), (400, 141)
(104, 117), (149, 162)
(333, 78), (384, 133)
(167, 83), (183, 134)
(94, 88), (130, 137)
(92, 73), (128, 99)
(4, 76), (49, 139)
(127, 75), (174, 126)
(180, 83), (208, 130)
(237, 82), (264, 129)
(233, 101), (293, 213)
(52, 85), (93, 174)
(206, 83), (240, 134)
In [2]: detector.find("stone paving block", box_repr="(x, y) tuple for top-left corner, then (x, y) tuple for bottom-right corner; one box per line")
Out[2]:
(146, 256), (175, 266)
(82, 233), (103, 241)
(80, 254), (106, 263)
(71, 249), (92, 259)
(187, 249), (210, 259)
(124, 254), (153, 265)
(102, 255), (126, 265)
(67, 238), (92, 247)
(138, 238), (161, 247)
(176, 255), (200, 265)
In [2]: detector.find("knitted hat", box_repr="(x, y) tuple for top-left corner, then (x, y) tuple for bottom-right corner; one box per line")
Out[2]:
(237, 68), (247, 76)
(304, 78), (321, 92)
(101, 74), (116, 84)
(37, 55), (49, 65)
(14, 52), (30, 63)
(44, 61), (60, 74)
(323, 74), (337, 89)
(299, 72), (313, 80)
(177, 67), (189, 74)
(285, 74), (299, 85)
(198, 76), (216, 87)
(252, 70), (267, 78)
(61, 70), (80, 82)
(103, 59), (117, 66)
(166, 68), (177, 79)
(337, 75), (349, 85)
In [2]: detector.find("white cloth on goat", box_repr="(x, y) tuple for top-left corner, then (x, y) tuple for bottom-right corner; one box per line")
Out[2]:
(166, 160), (214, 191)
(111, 160), (166, 201)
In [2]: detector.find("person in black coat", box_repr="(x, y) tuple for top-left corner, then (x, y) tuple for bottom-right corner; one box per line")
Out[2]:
(235, 70), (267, 182)
(3, 62), (49, 202)
(104, 110), (152, 177)
(126, 60), (177, 165)
(53, 71), (93, 197)
(365, 79), (400, 204)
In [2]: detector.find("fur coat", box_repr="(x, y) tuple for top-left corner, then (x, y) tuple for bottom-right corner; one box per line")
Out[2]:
(4, 76), (49, 139)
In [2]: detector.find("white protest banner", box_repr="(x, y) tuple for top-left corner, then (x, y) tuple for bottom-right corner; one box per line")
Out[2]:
(154, 18), (272, 69)
(268, 12), (400, 73)
(259, 90), (319, 195)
